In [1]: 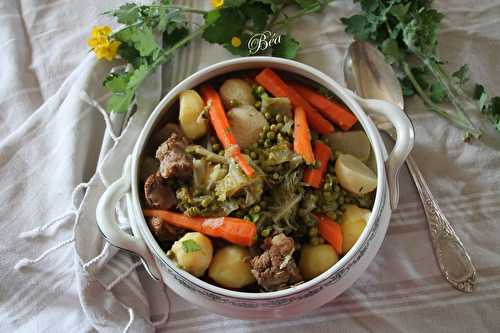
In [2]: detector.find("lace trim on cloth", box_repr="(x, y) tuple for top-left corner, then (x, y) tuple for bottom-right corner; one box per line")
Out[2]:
(13, 92), (170, 332)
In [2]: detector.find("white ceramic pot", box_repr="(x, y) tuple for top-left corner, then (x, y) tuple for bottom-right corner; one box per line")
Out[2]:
(96, 57), (414, 319)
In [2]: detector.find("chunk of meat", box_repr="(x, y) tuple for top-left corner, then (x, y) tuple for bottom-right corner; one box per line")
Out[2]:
(149, 123), (183, 151)
(140, 157), (160, 183)
(144, 173), (177, 210)
(147, 216), (182, 241)
(156, 132), (193, 180)
(249, 233), (303, 291)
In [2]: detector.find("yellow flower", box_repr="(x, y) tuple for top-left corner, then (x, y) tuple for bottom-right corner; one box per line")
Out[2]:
(211, 0), (224, 8)
(87, 25), (120, 61)
(231, 36), (241, 48)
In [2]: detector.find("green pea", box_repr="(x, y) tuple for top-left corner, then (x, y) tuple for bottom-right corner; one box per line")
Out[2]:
(261, 227), (271, 237)
(276, 123), (283, 131)
(261, 92), (269, 99)
(254, 101), (262, 109)
(272, 172), (280, 180)
(243, 215), (251, 221)
(270, 124), (278, 131)
(251, 205), (261, 213)
(275, 114), (283, 122)
(256, 86), (265, 95)
(218, 151), (225, 156)
(266, 131), (275, 139)
(277, 133), (285, 142)
(250, 151), (258, 159)
(264, 139), (272, 147)
(264, 112), (272, 120)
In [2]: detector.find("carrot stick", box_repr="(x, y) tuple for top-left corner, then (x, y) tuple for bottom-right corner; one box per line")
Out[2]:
(255, 68), (334, 135)
(144, 210), (257, 247)
(303, 141), (332, 188)
(200, 84), (254, 177)
(316, 215), (343, 254)
(291, 83), (357, 131)
(293, 106), (315, 164)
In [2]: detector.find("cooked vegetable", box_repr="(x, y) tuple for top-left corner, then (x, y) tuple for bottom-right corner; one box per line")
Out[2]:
(208, 245), (256, 289)
(255, 68), (334, 135)
(261, 97), (292, 118)
(215, 155), (262, 201)
(291, 83), (357, 131)
(303, 141), (332, 188)
(169, 232), (213, 277)
(340, 205), (371, 254)
(293, 106), (315, 165)
(219, 79), (255, 109)
(335, 154), (377, 194)
(227, 105), (268, 149)
(317, 215), (343, 255)
(143, 209), (257, 246)
(142, 69), (378, 292)
(179, 90), (208, 140)
(323, 131), (371, 162)
(200, 84), (254, 177)
(299, 244), (338, 280)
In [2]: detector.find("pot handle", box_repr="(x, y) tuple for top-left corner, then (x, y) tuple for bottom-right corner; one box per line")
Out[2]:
(349, 93), (414, 210)
(96, 155), (161, 280)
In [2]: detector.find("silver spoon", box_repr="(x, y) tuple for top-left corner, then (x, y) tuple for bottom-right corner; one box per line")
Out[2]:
(343, 41), (476, 292)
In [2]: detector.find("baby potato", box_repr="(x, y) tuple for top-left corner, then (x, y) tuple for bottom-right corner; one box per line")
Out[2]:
(179, 90), (208, 140)
(299, 244), (339, 280)
(170, 232), (213, 277)
(323, 131), (371, 162)
(219, 78), (255, 109)
(340, 205), (371, 254)
(335, 154), (377, 194)
(208, 245), (256, 289)
(227, 105), (268, 148)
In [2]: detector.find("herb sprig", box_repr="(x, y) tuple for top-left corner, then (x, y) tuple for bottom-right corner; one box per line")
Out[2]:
(90, 0), (333, 114)
(341, 0), (499, 139)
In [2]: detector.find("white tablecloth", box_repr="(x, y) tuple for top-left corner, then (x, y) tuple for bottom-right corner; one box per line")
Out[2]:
(1, 0), (500, 332)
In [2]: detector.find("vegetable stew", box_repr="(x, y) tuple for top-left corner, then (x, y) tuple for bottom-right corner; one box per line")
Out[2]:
(140, 68), (377, 292)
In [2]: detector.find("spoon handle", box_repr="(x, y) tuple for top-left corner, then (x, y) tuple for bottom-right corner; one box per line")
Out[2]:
(384, 130), (476, 292)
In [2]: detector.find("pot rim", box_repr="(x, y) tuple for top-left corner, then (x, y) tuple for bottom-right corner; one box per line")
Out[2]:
(130, 56), (388, 300)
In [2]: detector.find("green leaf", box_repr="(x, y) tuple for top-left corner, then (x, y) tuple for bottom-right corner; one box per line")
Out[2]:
(255, 0), (285, 13)
(430, 83), (446, 103)
(490, 96), (500, 116)
(204, 9), (221, 25)
(381, 38), (402, 64)
(223, 33), (251, 56)
(242, 3), (270, 31)
(113, 3), (139, 25)
(452, 64), (469, 86)
(294, 0), (321, 10)
(400, 77), (415, 97)
(163, 25), (190, 49)
(117, 43), (141, 66)
(473, 84), (486, 100)
(116, 26), (159, 57)
(181, 239), (202, 253)
(341, 14), (375, 40)
(390, 3), (411, 23)
(224, 0), (246, 7)
(272, 34), (300, 59)
(203, 8), (245, 43)
(107, 90), (134, 113)
(127, 65), (150, 89)
(103, 72), (131, 92)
